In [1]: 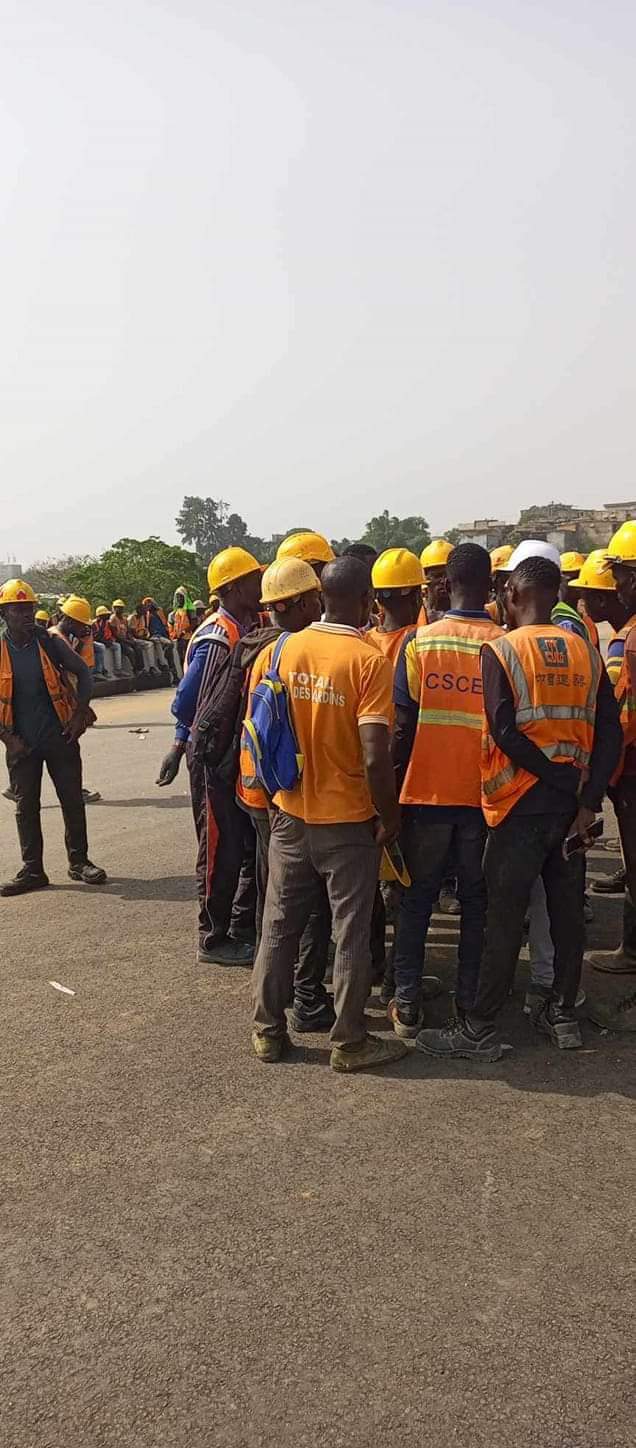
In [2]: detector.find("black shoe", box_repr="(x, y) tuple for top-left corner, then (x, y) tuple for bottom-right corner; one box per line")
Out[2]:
(590, 869), (626, 895)
(288, 1003), (336, 1032)
(82, 789), (101, 804)
(0, 869), (49, 897)
(535, 1001), (582, 1050)
(197, 938), (254, 967)
(415, 1015), (504, 1061)
(68, 861), (107, 885)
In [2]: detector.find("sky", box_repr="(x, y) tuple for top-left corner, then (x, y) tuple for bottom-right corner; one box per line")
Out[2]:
(1, 0), (635, 565)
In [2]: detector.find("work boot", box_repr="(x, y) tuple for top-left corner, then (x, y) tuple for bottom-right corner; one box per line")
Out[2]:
(587, 947), (636, 975)
(587, 989), (636, 1033)
(197, 937), (254, 967)
(0, 868), (49, 897)
(590, 869), (626, 895)
(2, 786), (18, 803)
(251, 1031), (290, 1062)
(330, 1035), (408, 1073)
(67, 861), (107, 885)
(387, 998), (422, 1039)
(523, 982), (586, 1015)
(288, 1001), (336, 1033)
(535, 1000), (582, 1050)
(415, 1016), (504, 1061)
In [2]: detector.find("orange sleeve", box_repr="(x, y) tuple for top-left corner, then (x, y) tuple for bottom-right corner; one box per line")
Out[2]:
(357, 651), (393, 728)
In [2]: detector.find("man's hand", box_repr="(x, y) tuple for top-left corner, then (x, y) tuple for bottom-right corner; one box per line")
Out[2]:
(4, 733), (30, 760)
(156, 745), (184, 787)
(373, 810), (400, 848)
(64, 707), (92, 745)
(568, 806), (597, 850)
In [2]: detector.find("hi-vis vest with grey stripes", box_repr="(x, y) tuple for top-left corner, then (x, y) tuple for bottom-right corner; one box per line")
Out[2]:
(481, 626), (601, 825)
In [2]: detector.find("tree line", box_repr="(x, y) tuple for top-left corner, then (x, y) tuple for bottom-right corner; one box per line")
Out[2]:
(25, 497), (432, 609)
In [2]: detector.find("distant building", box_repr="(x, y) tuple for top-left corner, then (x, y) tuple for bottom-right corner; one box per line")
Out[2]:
(455, 520), (508, 549)
(0, 562), (21, 585)
(453, 501), (636, 555)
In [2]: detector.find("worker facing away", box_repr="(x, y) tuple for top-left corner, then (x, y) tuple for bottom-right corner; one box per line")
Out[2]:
(0, 580), (106, 895)
(157, 546), (263, 967)
(251, 555), (408, 1073)
(416, 554), (621, 1062)
(238, 557), (335, 1031)
(389, 543), (503, 1035)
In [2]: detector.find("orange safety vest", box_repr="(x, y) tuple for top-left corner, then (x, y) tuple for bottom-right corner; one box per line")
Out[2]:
(481, 625), (602, 827)
(400, 614), (503, 808)
(609, 615), (636, 755)
(170, 608), (192, 641)
(417, 602), (429, 627)
(579, 609), (600, 650)
(50, 624), (95, 672)
(485, 598), (506, 627)
(0, 636), (76, 730)
(184, 610), (242, 671)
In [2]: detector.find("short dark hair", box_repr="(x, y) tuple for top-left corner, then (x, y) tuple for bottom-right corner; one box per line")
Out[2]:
(511, 556), (561, 597)
(342, 542), (378, 563)
(446, 542), (491, 591)
(321, 556), (370, 602)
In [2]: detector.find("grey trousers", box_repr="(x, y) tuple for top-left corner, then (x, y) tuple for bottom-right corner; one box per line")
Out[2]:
(252, 810), (381, 1047)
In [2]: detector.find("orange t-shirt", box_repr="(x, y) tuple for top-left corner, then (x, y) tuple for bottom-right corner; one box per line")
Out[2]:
(366, 624), (414, 670)
(244, 623), (393, 825)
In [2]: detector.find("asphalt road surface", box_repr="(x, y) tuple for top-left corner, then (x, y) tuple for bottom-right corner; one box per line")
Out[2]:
(1, 690), (634, 1448)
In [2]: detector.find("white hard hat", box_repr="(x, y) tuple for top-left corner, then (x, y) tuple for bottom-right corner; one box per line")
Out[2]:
(503, 539), (562, 572)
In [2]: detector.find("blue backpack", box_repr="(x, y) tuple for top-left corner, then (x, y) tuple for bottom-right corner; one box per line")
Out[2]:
(241, 633), (304, 795)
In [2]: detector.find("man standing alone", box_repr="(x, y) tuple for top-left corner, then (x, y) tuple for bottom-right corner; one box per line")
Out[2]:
(0, 580), (106, 895)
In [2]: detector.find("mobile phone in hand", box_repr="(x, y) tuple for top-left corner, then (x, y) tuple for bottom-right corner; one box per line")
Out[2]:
(563, 817), (604, 858)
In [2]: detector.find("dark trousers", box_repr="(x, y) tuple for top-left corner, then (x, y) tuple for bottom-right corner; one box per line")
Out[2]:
(7, 738), (88, 873)
(612, 775), (636, 958)
(393, 805), (487, 1012)
(253, 811), (380, 1046)
(187, 748), (256, 950)
(472, 809), (583, 1021)
(251, 808), (332, 1019)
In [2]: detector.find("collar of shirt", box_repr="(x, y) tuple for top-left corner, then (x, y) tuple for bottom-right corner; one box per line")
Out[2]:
(444, 609), (491, 620)
(311, 621), (362, 638)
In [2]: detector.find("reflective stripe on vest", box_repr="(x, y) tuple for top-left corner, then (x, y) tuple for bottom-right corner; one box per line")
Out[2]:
(610, 616), (636, 752)
(400, 613), (503, 808)
(184, 611), (241, 671)
(0, 636), (76, 730)
(481, 626), (601, 826)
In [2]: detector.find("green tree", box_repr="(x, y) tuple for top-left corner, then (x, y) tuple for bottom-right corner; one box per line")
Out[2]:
(64, 537), (208, 612)
(176, 494), (268, 561)
(24, 556), (92, 595)
(360, 510), (431, 556)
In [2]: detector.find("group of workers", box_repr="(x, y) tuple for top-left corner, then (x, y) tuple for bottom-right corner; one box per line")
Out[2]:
(146, 522), (635, 1070)
(31, 592), (209, 685)
(1, 521), (635, 1066)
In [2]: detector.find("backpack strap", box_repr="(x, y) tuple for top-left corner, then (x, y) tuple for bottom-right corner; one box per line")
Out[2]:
(270, 631), (290, 672)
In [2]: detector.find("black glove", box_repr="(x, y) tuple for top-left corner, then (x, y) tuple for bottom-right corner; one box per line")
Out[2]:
(156, 745), (184, 787)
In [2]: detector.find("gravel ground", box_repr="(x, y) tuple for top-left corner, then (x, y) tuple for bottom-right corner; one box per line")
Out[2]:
(0, 690), (634, 1447)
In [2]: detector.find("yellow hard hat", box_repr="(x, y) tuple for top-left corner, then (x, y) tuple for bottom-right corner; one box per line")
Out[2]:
(572, 550), (616, 591)
(0, 578), (37, 605)
(371, 548), (423, 591)
(560, 550), (586, 574)
(606, 520), (636, 566)
(95, 605), (110, 617)
(35, 608), (50, 623)
(490, 544), (513, 572)
(61, 594), (92, 626)
(419, 538), (454, 572)
(207, 546), (261, 593)
(260, 558), (320, 605)
(276, 531), (335, 565)
(112, 598), (126, 609)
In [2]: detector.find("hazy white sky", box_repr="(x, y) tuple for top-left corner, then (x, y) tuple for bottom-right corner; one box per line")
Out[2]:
(1, 0), (634, 563)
